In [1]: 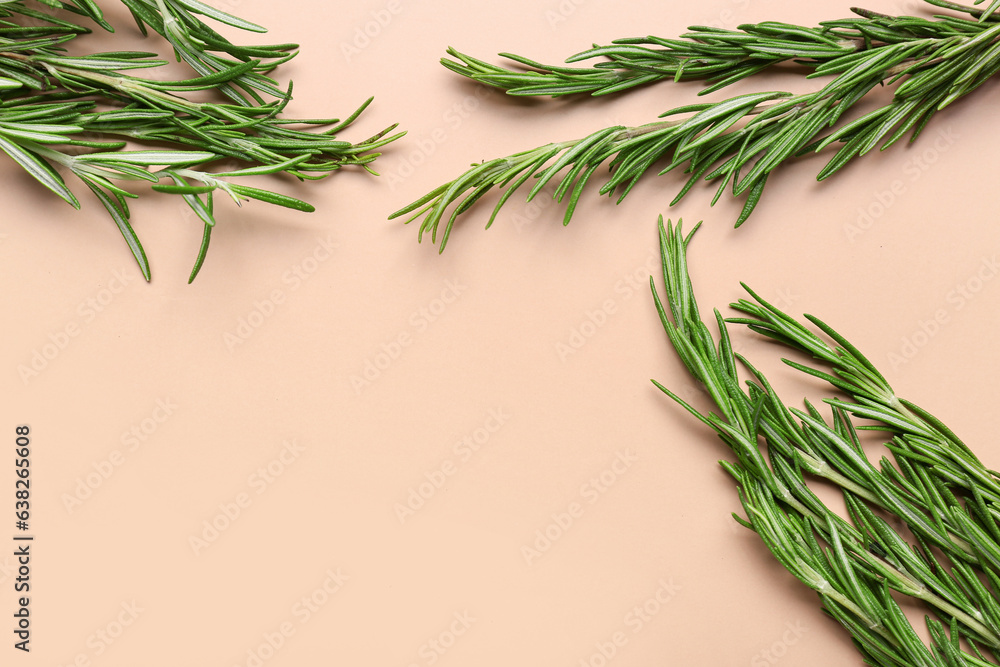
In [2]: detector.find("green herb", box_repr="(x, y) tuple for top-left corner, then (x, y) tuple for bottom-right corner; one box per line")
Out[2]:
(1, 1), (403, 281)
(651, 217), (1000, 666)
(392, 1), (996, 252)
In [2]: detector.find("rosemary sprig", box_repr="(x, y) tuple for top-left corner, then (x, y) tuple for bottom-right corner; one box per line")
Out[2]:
(652, 217), (1000, 666)
(1, 1), (403, 281)
(441, 5), (1000, 98)
(393, 2), (999, 252)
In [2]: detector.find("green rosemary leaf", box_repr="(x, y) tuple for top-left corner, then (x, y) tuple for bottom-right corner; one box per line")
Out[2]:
(33, 54), (169, 70)
(185, 189), (215, 283)
(74, 150), (217, 165)
(225, 183), (314, 212)
(150, 183), (215, 195)
(0, 122), (85, 143)
(139, 59), (260, 90)
(64, 0), (113, 31)
(825, 399), (936, 439)
(0, 135), (78, 206)
(734, 174), (766, 228)
(210, 155), (311, 177)
(83, 180), (150, 281)
(188, 218), (212, 284)
(169, 0), (266, 32)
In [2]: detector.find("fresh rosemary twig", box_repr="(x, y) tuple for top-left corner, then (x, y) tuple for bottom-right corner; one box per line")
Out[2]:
(652, 217), (1000, 666)
(392, 2), (999, 252)
(440, 5), (1000, 98)
(1, 1), (403, 281)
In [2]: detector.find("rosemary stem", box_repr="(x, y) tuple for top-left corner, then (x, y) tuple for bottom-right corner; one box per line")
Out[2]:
(915, 587), (1000, 649)
(45, 63), (205, 112)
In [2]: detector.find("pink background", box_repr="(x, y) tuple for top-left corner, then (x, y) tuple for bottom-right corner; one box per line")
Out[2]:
(3, 0), (999, 664)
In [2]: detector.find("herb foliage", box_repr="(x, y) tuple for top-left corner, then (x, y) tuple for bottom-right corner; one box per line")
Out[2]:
(393, 2), (996, 252)
(1, 0), (402, 281)
(653, 217), (1000, 666)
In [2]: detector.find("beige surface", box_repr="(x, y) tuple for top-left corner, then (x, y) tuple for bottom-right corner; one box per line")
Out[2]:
(3, 0), (1000, 665)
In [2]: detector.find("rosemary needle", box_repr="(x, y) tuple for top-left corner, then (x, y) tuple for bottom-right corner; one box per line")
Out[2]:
(1, 0), (403, 281)
(392, 1), (999, 252)
(652, 216), (1000, 666)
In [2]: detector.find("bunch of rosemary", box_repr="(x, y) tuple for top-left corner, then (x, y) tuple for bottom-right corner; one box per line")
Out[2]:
(392, 0), (998, 252)
(1, 0), (402, 281)
(652, 218), (1000, 666)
